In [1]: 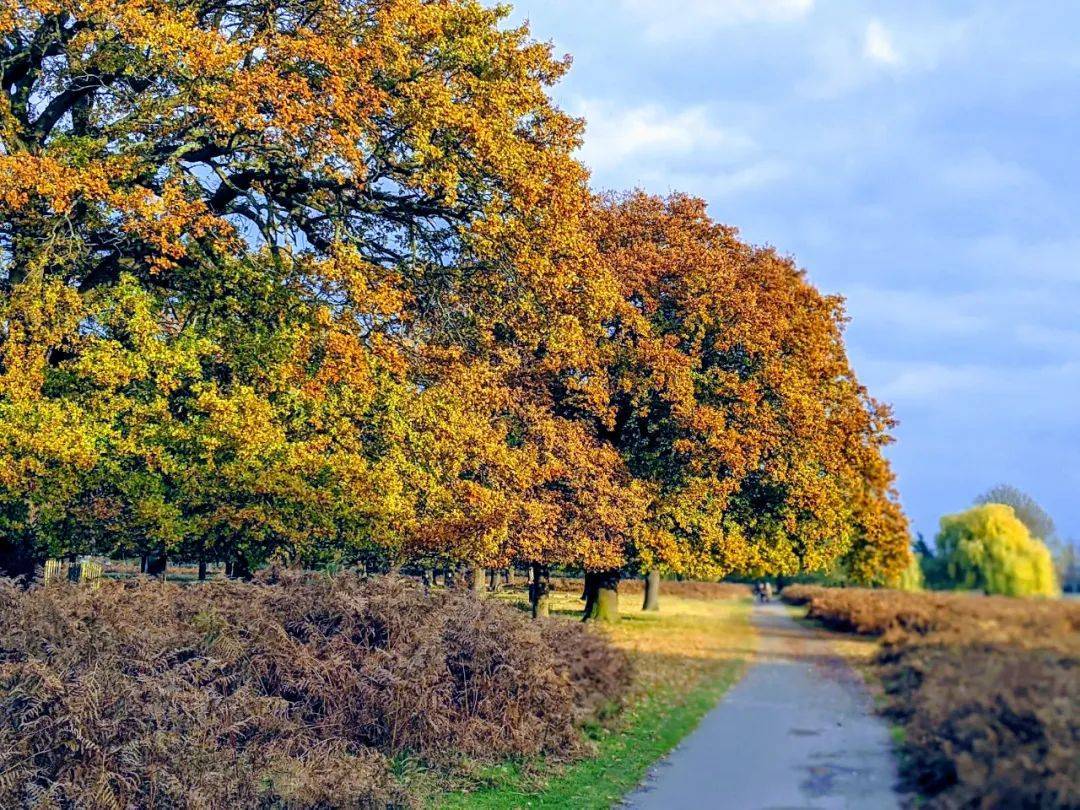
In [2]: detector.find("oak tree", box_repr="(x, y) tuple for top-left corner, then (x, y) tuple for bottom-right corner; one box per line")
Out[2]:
(583, 193), (910, 614)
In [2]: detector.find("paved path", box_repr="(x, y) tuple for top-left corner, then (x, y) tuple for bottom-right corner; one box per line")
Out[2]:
(625, 602), (900, 810)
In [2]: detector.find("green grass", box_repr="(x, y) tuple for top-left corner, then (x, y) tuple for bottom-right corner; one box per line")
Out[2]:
(433, 594), (754, 809)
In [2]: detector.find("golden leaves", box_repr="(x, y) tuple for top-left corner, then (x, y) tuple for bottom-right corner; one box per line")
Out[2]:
(937, 504), (1059, 597)
(0, 1), (905, 580)
(592, 192), (909, 580)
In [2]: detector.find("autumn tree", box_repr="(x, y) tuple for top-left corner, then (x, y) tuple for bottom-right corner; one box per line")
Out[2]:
(972, 484), (1075, 581)
(841, 449), (915, 587)
(394, 354), (646, 614)
(0, 260), (420, 575)
(580, 193), (910, 615)
(0, 0), (629, 579)
(0, 0), (910, 611)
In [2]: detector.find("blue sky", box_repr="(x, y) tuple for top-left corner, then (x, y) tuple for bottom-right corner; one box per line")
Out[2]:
(508, 0), (1080, 542)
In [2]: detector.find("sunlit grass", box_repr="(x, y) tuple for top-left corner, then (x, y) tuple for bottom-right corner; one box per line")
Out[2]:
(432, 590), (755, 809)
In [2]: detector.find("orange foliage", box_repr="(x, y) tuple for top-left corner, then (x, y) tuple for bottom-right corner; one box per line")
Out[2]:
(1, 1), (905, 583)
(589, 193), (909, 581)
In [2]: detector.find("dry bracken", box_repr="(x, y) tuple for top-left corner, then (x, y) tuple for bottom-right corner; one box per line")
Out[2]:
(0, 573), (631, 808)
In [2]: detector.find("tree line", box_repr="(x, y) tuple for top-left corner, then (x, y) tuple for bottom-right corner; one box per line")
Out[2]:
(0, 0), (911, 617)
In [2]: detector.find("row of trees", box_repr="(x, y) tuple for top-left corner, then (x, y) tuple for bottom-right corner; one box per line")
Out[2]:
(0, 0), (911, 616)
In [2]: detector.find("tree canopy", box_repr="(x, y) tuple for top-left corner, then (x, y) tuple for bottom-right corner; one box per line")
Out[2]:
(975, 484), (1056, 542)
(586, 193), (910, 582)
(0, 0), (909, 590)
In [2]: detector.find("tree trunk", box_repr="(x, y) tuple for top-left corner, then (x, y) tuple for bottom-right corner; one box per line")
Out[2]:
(583, 570), (620, 622)
(642, 569), (660, 611)
(487, 568), (500, 592)
(469, 564), (484, 593)
(582, 573), (597, 617)
(198, 557), (207, 581)
(229, 554), (251, 580)
(529, 562), (551, 618)
(145, 552), (167, 578)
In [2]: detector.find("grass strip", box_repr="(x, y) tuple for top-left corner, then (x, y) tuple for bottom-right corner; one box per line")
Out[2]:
(435, 594), (753, 809)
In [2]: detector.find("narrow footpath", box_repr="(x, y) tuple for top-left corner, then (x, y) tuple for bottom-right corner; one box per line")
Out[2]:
(625, 601), (900, 810)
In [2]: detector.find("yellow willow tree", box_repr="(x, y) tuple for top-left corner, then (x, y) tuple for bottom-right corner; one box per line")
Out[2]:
(579, 192), (911, 616)
(0, 0), (638, 578)
(936, 504), (1058, 597)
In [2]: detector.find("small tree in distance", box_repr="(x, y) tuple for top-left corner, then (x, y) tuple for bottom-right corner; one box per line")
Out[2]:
(973, 484), (1077, 583)
(936, 504), (1058, 597)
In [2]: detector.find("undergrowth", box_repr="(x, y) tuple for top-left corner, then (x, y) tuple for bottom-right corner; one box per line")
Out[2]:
(0, 572), (631, 808)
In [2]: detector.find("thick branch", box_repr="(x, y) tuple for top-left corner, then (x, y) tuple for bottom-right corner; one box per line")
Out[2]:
(32, 74), (112, 142)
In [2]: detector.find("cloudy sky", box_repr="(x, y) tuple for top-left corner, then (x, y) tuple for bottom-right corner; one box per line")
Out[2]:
(509, 0), (1080, 542)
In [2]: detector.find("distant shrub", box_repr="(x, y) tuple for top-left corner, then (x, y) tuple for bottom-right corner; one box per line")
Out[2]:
(0, 573), (631, 807)
(781, 585), (1079, 647)
(937, 504), (1059, 596)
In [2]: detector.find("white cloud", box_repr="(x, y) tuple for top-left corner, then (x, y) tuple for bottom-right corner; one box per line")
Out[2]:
(623, 160), (792, 200)
(568, 99), (791, 198)
(843, 286), (989, 338)
(620, 0), (814, 41)
(864, 19), (902, 67)
(866, 359), (1080, 426)
(937, 150), (1036, 196)
(574, 100), (754, 172)
(803, 14), (969, 98)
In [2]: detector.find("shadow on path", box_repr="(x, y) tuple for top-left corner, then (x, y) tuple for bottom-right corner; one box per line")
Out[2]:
(623, 602), (900, 810)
